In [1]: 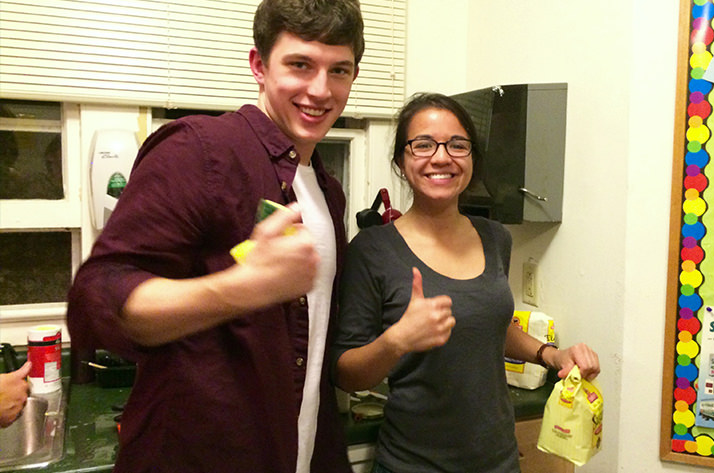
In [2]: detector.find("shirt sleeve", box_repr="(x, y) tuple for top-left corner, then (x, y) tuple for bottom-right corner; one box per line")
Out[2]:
(330, 229), (388, 380)
(67, 119), (216, 360)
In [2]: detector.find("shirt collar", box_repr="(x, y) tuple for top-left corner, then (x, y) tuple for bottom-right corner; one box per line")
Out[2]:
(238, 104), (295, 159)
(237, 104), (332, 192)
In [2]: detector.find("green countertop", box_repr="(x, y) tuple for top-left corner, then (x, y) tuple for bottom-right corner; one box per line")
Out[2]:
(6, 381), (553, 473)
(510, 380), (556, 419)
(33, 382), (130, 473)
(2, 350), (554, 472)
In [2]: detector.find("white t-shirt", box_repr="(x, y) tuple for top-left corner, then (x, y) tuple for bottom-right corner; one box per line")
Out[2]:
(292, 163), (337, 473)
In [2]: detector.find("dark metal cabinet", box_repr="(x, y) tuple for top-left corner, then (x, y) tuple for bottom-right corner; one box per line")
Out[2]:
(452, 83), (567, 224)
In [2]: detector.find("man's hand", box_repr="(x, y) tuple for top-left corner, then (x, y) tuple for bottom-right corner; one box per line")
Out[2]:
(224, 203), (319, 306)
(0, 362), (32, 428)
(120, 203), (320, 346)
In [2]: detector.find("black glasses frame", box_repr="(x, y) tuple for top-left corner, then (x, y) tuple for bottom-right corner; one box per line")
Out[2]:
(405, 138), (473, 158)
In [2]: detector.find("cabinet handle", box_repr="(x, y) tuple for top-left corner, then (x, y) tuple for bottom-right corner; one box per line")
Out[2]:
(518, 187), (548, 202)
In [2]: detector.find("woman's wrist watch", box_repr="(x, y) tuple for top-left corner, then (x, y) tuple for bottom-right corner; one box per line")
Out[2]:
(535, 343), (558, 368)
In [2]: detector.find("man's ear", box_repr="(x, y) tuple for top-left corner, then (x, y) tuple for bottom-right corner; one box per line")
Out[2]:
(249, 47), (266, 85)
(353, 65), (359, 81)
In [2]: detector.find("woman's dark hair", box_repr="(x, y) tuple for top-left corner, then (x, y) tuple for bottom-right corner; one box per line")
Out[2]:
(391, 92), (481, 180)
(253, 0), (365, 65)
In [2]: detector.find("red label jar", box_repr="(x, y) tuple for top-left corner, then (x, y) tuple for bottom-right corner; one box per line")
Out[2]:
(27, 325), (62, 393)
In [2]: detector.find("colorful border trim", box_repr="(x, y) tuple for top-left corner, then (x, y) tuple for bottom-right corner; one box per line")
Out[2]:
(673, 0), (714, 457)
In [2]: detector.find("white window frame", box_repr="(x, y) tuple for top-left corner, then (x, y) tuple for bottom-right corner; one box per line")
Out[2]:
(322, 128), (366, 241)
(0, 102), (83, 345)
(0, 103), (82, 228)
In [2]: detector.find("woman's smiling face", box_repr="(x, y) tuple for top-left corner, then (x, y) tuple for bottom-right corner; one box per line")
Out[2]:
(401, 107), (474, 206)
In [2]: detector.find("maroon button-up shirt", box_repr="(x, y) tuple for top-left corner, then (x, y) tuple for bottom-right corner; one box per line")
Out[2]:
(67, 105), (350, 473)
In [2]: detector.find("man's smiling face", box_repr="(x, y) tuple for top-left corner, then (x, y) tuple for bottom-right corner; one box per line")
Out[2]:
(251, 32), (357, 160)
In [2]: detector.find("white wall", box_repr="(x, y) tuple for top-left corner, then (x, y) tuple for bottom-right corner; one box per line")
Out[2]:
(465, 2), (630, 471)
(404, 0), (470, 96)
(405, 0), (707, 471)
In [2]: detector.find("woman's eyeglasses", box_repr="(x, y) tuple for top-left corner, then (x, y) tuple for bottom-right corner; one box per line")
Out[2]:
(405, 138), (473, 158)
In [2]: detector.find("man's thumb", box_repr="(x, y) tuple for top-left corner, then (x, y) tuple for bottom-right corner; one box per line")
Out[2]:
(410, 267), (424, 300)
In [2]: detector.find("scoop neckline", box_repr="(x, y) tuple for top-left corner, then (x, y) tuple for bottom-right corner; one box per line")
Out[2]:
(385, 217), (493, 285)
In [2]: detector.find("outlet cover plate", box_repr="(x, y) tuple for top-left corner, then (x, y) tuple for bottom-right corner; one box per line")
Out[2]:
(523, 261), (538, 306)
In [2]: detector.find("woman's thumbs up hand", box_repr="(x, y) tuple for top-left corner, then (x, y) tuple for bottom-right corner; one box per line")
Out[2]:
(387, 267), (455, 356)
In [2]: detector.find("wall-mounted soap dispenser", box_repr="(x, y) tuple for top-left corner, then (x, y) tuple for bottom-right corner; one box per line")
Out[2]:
(89, 129), (138, 230)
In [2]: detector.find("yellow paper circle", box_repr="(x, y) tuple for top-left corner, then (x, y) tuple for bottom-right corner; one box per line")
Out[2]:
(677, 339), (700, 358)
(674, 409), (696, 428)
(687, 125), (711, 144)
(691, 51), (713, 70)
(696, 435), (714, 456)
(680, 270), (703, 288)
(683, 198), (707, 216)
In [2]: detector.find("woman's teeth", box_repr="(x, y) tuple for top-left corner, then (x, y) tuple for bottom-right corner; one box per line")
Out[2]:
(428, 173), (453, 179)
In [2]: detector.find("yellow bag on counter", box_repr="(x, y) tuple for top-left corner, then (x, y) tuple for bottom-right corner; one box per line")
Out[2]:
(537, 365), (603, 466)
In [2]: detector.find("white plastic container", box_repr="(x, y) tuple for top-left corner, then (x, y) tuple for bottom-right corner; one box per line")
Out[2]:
(27, 325), (62, 393)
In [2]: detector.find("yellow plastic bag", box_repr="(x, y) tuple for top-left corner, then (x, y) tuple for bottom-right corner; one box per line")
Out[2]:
(537, 365), (603, 466)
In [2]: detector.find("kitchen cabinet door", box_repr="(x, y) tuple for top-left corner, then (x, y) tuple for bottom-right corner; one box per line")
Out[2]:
(452, 84), (567, 224)
(515, 417), (574, 473)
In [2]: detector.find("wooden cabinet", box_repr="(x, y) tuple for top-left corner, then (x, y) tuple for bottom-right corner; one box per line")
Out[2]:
(515, 417), (574, 473)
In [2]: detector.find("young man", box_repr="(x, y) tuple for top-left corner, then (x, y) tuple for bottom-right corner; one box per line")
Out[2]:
(66, 1), (364, 471)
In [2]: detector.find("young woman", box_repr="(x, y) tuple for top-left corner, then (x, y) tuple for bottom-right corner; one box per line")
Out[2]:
(332, 93), (600, 473)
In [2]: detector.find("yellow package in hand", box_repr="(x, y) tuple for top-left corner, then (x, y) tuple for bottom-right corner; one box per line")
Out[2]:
(537, 365), (603, 466)
(230, 199), (296, 264)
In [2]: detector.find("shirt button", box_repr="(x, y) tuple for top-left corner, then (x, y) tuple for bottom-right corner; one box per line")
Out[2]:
(281, 181), (288, 191)
(289, 150), (297, 160)
(296, 357), (305, 367)
(299, 296), (307, 306)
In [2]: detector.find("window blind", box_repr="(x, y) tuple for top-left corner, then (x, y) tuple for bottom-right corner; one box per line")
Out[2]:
(0, 0), (405, 118)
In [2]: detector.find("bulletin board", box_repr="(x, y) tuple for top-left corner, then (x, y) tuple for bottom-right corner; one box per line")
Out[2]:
(661, 0), (714, 466)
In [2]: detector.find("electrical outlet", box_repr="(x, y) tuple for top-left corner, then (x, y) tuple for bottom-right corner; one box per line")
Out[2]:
(523, 260), (538, 306)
